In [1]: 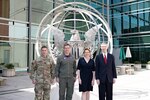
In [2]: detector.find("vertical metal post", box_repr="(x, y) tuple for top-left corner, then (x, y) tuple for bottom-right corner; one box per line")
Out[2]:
(107, 0), (109, 23)
(27, 0), (32, 72)
(102, 0), (104, 15)
(53, 0), (55, 9)
(73, 0), (76, 30)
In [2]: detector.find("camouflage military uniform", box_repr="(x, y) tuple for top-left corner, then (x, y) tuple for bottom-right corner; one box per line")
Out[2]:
(30, 56), (54, 100)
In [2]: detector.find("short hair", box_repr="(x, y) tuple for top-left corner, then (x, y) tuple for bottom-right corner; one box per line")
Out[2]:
(41, 46), (48, 50)
(83, 48), (91, 53)
(63, 43), (71, 48)
(101, 42), (107, 47)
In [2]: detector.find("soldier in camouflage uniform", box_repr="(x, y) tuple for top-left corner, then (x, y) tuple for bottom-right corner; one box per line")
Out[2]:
(30, 46), (55, 100)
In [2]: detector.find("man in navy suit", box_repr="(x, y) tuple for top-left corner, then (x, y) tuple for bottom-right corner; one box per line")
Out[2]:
(95, 43), (117, 100)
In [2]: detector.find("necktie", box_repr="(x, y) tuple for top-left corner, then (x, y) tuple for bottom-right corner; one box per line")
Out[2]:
(104, 54), (107, 64)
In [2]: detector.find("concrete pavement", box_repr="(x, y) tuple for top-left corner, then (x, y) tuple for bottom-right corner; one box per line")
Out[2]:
(0, 69), (150, 100)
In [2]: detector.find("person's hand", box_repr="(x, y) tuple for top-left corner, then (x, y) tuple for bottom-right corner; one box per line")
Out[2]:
(50, 79), (55, 85)
(78, 78), (82, 84)
(113, 78), (116, 84)
(76, 75), (79, 81)
(91, 79), (95, 86)
(73, 77), (76, 82)
(32, 79), (36, 84)
(56, 77), (59, 83)
(96, 79), (100, 85)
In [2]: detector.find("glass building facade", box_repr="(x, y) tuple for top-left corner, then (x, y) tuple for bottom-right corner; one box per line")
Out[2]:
(0, 0), (150, 68)
(110, 0), (150, 63)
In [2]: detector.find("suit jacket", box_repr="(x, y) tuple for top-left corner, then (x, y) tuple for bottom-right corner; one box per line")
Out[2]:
(95, 53), (117, 83)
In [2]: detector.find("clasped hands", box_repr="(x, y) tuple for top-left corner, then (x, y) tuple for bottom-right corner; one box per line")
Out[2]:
(96, 78), (116, 85)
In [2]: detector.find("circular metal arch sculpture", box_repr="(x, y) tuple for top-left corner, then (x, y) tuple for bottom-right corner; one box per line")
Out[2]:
(35, 2), (113, 64)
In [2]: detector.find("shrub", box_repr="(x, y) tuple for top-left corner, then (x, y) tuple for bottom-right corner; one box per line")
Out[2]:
(4, 63), (14, 69)
(134, 61), (141, 64)
(0, 63), (5, 65)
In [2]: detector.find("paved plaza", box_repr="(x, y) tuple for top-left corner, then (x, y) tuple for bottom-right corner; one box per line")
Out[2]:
(0, 69), (150, 100)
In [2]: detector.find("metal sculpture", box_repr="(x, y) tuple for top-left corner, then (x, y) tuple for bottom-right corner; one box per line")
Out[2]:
(35, 2), (113, 64)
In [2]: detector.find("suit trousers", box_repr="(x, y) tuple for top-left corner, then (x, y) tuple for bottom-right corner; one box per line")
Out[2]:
(59, 77), (74, 100)
(98, 77), (113, 100)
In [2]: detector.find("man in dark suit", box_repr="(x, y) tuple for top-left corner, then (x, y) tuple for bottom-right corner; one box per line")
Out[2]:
(95, 43), (117, 100)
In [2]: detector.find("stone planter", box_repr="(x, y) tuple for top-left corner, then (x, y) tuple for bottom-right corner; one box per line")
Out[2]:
(0, 77), (7, 86)
(2, 69), (16, 77)
(0, 68), (2, 74)
(0, 65), (4, 74)
(146, 64), (150, 70)
(134, 64), (141, 71)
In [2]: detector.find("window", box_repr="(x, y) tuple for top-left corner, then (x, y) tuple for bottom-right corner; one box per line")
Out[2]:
(130, 15), (138, 32)
(123, 15), (130, 33)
